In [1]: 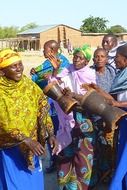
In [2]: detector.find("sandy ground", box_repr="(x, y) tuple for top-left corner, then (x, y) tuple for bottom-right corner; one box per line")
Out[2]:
(21, 52), (108, 190)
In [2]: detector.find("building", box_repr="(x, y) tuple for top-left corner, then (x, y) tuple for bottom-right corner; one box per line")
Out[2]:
(17, 24), (83, 50)
(1, 24), (127, 50)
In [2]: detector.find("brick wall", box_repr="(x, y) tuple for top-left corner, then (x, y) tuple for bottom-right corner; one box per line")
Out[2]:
(1, 25), (127, 50)
(40, 26), (127, 49)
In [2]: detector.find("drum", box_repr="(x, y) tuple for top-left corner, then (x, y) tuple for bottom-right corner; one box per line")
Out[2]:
(43, 81), (78, 114)
(80, 89), (127, 130)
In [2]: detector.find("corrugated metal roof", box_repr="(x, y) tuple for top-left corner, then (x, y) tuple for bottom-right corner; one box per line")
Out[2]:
(18, 24), (58, 35)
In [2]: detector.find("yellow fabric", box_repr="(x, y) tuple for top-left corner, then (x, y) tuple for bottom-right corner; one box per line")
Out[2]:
(0, 75), (54, 168)
(0, 49), (21, 68)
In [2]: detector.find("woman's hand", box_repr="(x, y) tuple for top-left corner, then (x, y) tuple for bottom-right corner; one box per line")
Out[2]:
(108, 99), (122, 107)
(24, 137), (45, 156)
(30, 68), (36, 75)
(47, 53), (60, 69)
(81, 83), (103, 93)
(62, 87), (72, 96)
(81, 83), (93, 91)
(48, 136), (58, 155)
(82, 83), (115, 102)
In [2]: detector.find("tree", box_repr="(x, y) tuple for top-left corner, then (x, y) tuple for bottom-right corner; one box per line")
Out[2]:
(0, 22), (38, 39)
(106, 25), (127, 33)
(0, 26), (19, 39)
(80, 15), (108, 33)
(19, 22), (38, 32)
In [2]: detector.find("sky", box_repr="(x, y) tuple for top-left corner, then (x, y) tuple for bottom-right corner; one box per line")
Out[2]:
(0, 0), (127, 30)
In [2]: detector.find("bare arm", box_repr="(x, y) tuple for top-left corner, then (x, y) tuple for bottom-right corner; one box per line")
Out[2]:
(81, 83), (114, 101)
(110, 100), (127, 108)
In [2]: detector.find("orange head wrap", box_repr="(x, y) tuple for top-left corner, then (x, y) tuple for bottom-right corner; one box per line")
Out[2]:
(0, 49), (21, 69)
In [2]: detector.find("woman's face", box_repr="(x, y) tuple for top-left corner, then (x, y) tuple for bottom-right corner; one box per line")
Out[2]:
(115, 53), (127, 69)
(2, 61), (24, 81)
(73, 52), (88, 70)
(93, 50), (107, 69)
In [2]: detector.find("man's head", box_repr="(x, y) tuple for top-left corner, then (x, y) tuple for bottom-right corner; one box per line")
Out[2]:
(102, 34), (118, 52)
(0, 49), (24, 81)
(43, 40), (59, 58)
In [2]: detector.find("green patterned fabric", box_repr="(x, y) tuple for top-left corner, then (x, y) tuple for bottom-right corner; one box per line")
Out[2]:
(73, 44), (92, 61)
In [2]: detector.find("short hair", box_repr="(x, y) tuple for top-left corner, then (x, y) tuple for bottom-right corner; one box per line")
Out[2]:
(44, 40), (59, 51)
(117, 44), (127, 58)
(103, 34), (117, 43)
(94, 48), (107, 57)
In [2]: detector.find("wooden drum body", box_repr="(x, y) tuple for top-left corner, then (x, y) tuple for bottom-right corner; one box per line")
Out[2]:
(81, 89), (126, 130)
(43, 82), (78, 114)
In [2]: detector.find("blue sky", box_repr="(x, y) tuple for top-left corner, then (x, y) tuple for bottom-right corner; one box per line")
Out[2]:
(1, 0), (127, 29)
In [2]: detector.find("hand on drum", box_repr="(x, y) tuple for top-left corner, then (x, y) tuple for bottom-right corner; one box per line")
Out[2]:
(62, 87), (72, 96)
(81, 83), (99, 91)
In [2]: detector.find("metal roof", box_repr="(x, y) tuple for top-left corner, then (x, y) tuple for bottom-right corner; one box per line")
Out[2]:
(18, 24), (58, 35)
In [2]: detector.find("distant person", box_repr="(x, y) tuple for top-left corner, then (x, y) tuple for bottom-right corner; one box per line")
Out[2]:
(67, 39), (73, 54)
(59, 40), (64, 53)
(102, 34), (126, 69)
(30, 40), (70, 173)
(0, 49), (58, 190)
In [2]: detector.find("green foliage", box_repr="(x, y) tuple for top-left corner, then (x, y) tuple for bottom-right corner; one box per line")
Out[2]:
(106, 25), (127, 33)
(0, 22), (38, 39)
(80, 15), (108, 33)
(19, 22), (38, 32)
(0, 26), (19, 39)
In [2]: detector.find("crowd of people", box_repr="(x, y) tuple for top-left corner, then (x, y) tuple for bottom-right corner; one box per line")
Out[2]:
(0, 34), (127, 190)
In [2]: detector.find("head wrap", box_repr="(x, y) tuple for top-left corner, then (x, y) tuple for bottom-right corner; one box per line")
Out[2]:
(73, 44), (92, 61)
(117, 44), (127, 58)
(0, 49), (21, 69)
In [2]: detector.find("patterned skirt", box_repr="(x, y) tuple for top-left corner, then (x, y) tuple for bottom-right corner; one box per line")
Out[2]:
(57, 112), (98, 190)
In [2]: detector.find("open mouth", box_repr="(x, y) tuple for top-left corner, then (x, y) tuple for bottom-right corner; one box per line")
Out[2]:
(16, 73), (22, 77)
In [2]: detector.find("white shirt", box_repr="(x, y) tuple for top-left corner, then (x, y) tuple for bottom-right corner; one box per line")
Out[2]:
(117, 90), (127, 101)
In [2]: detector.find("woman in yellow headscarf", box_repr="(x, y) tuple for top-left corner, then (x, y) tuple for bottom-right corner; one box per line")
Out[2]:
(0, 49), (58, 190)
